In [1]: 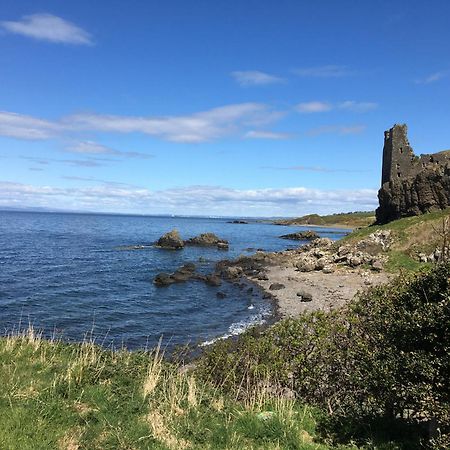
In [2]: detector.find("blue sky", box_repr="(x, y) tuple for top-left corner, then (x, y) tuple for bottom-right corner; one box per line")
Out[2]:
(0, 0), (449, 216)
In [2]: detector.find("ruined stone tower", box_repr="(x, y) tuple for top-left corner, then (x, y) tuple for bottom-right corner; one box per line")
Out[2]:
(376, 124), (450, 224)
(381, 124), (415, 185)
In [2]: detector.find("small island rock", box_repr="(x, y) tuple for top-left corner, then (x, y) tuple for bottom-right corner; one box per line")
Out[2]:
(156, 229), (184, 250)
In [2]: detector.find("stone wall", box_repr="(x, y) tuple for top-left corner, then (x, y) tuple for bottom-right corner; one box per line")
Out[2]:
(376, 124), (450, 223)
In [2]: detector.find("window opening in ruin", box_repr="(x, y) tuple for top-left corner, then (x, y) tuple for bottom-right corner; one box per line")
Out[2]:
(399, 147), (403, 154)
(397, 172), (401, 178)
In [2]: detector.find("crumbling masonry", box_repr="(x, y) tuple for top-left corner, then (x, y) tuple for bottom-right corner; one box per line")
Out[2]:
(376, 124), (450, 223)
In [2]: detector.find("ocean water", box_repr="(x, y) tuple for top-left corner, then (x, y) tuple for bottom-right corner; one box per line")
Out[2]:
(0, 211), (347, 350)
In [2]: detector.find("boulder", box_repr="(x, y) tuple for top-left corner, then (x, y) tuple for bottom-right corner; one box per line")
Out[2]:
(156, 229), (184, 250)
(297, 290), (313, 302)
(279, 230), (319, 241)
(216, 292), (227, 299)
(322, 265), (335, 274)
(205, 274), (222, 287)
(153, 273), (175, 287)
(217, 242), (229, 250)
(295, 257), (315, 272)
(269, 283), (285, 290)
(185, 233), (228, 248)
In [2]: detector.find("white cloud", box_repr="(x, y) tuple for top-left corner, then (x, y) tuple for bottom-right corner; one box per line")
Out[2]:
(296, 101), (377, 114)
(0, 181), (378, 216)
(67, 141), (153, 159)
(296, 101), (332, 113)
(231, 71), (285, 86)
(0, 111), (61, 140)
(293, 65), (351, 78)
(1, 13), (93, 45)
(307, 124), (366, 136)
(64, 103), (283, 142)
(0, 104), (283, 143)
(338, 101), (378, 112)
(415, 70), (448, 84)
(244, 130), (291, 140)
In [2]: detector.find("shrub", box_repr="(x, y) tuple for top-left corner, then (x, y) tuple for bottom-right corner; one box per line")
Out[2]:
(198, 265), (450, 447)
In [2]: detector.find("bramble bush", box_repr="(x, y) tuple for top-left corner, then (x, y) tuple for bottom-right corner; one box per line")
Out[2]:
(198, 265), (450, 448)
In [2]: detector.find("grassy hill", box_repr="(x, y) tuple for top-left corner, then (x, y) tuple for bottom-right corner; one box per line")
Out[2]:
(342, 207), (450, 272)
(274, 211), (375, 229)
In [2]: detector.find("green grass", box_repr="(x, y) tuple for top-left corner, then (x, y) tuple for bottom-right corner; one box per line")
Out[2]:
(0, 329), (356, 450)
(338, 208), (450, 272)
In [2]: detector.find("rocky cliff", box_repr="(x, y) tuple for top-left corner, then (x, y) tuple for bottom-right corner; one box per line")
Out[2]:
(376, 166), (450, 223)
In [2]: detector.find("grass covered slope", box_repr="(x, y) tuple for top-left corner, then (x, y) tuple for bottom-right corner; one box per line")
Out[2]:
(274, 211), (375, 229)
(0, 330), (346, 450)
(342, 207), (450, 271)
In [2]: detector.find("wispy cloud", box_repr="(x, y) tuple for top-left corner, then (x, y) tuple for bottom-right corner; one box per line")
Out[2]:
(415, 70), (448, 84)
(61, 175), (142, 188)
(0, 104), (283, 143)
(64, 103), (284, 143)
(1, 13), (93, 45)
(296, 101), (377, 113)
(293, 65), (352, 78)
(0, 111), (61, 140)
(244, 130), (291, 140)
(296, 101), (332, 113)
(0, 181), (378, 216)
(231, 71), (285, 86)
(21, 155), (107, 168)
(307, 124), (366, 136)
(66, 141), (153, 159)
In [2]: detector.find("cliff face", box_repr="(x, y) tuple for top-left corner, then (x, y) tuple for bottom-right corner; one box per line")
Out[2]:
(376, 167), (450, 223)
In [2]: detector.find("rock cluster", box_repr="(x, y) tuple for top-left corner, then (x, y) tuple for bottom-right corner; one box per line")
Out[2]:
(417, 246), (449, 263)
(153, 263), (224, 288)
(185, 233), (229, 250)
(293, 232), (390, 274)
(155, 230), (229, 250)
(279, 230), (319, 241)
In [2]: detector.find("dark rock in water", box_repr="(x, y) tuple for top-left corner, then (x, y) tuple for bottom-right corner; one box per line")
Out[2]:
(269, 283), (285, 290)
(216, 291), (227, 299)
(246, 287), (253, 294)
(228, 220), (248, 224)
(192, 274), (207, 282)
(205, 274), (222, 287)
(280, 230), (319, 241)
(178, 262), (196, 273)
(155, 229), (184, 250)
(217, 242), (229, 250)
(153, 273), (175, 287)
(263, 293), (273, 299)
(185, 233), (228, 249)
(171, 271), (192, 283)
(297, 290), (313, 302)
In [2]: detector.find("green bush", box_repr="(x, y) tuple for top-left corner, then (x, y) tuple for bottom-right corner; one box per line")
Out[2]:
(198, 265), (450, 447)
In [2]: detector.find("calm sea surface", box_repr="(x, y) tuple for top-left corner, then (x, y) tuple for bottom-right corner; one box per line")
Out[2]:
(0, 211), (347, 350)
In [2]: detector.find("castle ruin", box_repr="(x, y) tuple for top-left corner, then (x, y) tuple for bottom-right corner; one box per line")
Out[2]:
(376, 124), (450, 223)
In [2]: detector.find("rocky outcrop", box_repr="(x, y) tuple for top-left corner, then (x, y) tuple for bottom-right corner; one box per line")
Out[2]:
(376, 124), (450, 224)
(376, 167), (450, 223)
(279, 230), (319, 241)
(155, 230), (185, 250)
(184, 233), (228, 247)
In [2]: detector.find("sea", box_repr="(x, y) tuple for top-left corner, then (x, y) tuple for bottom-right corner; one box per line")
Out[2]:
(0, 211), (348, 350)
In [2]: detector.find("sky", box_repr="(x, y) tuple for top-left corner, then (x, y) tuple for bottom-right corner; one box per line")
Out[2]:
(0, 0), (449, 217)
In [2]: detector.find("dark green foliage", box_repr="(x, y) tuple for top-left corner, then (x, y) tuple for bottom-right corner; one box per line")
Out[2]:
(199, 265), (450, 447)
